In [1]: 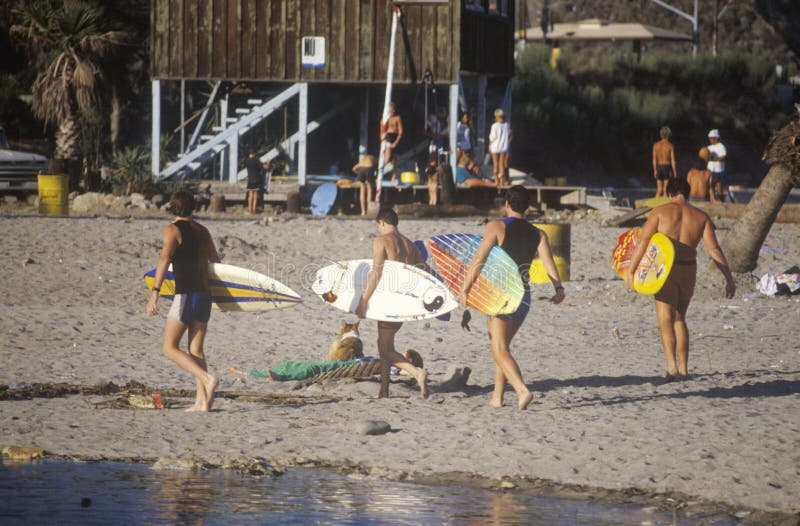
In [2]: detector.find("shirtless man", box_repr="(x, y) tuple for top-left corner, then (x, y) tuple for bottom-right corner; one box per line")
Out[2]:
(352, 154), (377, 216)
(383, 102), (403, 186)
(356, 207), (428, 398)
(459, 186), (565, 410)
(686, 148), (714, 202)
(626, 178), (735, 382)
(652, 126), (676, 198)
(147, 191), (221, 412)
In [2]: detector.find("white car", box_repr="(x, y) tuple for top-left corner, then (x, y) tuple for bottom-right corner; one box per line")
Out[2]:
(0, 126), (49, 193)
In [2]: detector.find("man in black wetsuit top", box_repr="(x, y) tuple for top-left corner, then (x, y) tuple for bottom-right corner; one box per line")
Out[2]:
(459, 186), (565, 410)
(147, 191), (221, 412)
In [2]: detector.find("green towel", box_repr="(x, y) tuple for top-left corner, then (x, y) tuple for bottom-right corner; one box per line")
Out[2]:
(251, 359), (364, 381)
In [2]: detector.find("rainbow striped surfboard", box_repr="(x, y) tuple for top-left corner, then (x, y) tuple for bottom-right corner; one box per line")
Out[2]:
(429, 234), (525, 316)
(144, 263), (303, 312)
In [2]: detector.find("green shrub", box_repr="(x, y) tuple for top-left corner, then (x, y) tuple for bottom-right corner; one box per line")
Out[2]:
(108, 145), (160, 196)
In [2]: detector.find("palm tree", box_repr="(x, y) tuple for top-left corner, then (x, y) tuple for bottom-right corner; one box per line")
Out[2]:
(720, 115), (800, 273)
(11, 0), (128, 188)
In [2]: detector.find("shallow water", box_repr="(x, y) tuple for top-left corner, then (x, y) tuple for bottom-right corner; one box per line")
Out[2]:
(0, 460), (735, 525)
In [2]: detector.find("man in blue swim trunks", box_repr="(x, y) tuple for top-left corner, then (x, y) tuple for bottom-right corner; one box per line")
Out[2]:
(459, 186), (565, 410)
(147, 191), (221, 412)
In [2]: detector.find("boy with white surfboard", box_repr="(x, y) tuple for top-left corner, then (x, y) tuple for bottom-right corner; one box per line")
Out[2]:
(356, 207), (429, 399)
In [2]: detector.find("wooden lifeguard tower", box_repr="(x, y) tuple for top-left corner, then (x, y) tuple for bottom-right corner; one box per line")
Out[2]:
(150, 0), (516, 190)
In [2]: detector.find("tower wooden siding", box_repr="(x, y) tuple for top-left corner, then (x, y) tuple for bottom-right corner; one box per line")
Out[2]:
(151, 0), (514, 83)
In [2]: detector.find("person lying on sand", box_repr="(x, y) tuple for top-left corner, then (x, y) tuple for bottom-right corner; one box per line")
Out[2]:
(229, 350), (424, 382)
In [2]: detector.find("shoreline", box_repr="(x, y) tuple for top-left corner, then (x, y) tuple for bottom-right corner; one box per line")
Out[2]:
(1, 211), (798, 523)
(6, 444), (796, 525)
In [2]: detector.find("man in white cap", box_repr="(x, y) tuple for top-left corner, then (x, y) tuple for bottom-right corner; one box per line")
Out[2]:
(706, 129), (727, 202)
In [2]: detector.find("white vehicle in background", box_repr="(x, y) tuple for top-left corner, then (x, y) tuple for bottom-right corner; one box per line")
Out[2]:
(0, 125), (49, 193)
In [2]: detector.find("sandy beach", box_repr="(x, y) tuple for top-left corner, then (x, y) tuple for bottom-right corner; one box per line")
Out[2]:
(1, 201), (798, 523)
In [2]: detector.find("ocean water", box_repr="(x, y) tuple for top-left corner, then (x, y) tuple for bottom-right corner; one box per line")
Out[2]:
(0, 460), (734, 525)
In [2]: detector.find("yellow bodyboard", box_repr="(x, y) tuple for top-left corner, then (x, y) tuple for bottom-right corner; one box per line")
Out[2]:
(611, 228), (675, 295)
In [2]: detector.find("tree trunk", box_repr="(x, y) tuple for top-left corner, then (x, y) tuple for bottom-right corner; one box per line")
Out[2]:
(110, 86), (121, 156)
(54, 116), (80, 161)
(720, 164), (795, 272)
(720, 122), (800, 273)
(712, 0), (719, 57)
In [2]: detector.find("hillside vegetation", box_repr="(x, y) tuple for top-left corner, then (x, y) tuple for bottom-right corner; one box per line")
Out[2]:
(511, 0), (800, 187)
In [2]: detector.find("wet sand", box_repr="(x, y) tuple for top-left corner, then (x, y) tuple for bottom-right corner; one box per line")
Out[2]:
(1, 203), (798, 522)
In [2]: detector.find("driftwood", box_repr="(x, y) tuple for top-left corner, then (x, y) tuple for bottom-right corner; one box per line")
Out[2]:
(0, 380), (332, 407)
(309, 360), (383, 384)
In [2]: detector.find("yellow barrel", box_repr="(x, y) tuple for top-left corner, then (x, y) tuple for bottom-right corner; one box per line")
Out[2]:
(38, 174), (69, 216)
(530, 223), (570, 283)
(400, 171), (419, 184)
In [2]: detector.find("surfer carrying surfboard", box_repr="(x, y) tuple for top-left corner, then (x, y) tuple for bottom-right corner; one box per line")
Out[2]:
(147, 191), (221, 412)
(355, 207), (429, 399)
(626, 178), (735, 382)
(458, 186), (565, 410)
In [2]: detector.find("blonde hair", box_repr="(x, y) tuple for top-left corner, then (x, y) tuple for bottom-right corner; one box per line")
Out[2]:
(659, 126), (671, 140)
(494, 108), (504, 119)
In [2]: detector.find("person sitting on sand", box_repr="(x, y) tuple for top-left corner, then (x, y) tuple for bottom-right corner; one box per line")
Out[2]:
(459, 186), (565, 410)
(147, 191), (220, 412)
(356, 207), (429, 399)
(626, 178), (735, 382)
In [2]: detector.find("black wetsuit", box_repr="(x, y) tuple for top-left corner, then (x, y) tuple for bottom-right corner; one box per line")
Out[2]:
(172, 220), (208, 293)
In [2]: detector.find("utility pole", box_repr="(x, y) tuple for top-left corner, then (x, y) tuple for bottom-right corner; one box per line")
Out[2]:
(650, 0), (698, 58)
(541, 0), (549, 43)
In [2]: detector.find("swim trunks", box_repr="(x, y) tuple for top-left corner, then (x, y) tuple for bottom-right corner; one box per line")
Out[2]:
(385, 132), (398, 144)
(655, 164), (672, 180)
(710, 171), (725, 186)
(654, 263), (696, 307)
(355, 166), (375, 184)
(494, 290), (531, 327)
(688, 196), (706, 203)
(168, 291), (212, 324)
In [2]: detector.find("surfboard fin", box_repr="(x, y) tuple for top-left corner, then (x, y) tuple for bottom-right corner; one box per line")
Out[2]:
(460, 309), (472, 332)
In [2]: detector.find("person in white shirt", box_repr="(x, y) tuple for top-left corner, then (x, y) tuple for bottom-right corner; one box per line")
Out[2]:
(489, 108), (511, 186)
(706, 129), (727, 202)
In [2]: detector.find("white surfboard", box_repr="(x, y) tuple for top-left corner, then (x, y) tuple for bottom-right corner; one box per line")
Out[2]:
(312, 259), (458, 322)
(145, 263), (303, 312)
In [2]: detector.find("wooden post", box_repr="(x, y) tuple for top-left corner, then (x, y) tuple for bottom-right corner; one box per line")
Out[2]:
(449, 83), (458, 182)
(151, 80), (161, 178)
(298, 83), (308, 186)
(476, 74), (487, 164)
(359, 88), (369, 158)
(219, 95), (229, 181)
(227, 130), (238, 184)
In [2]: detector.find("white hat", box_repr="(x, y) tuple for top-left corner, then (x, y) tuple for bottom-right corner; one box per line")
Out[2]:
(708, 129), (720, 138)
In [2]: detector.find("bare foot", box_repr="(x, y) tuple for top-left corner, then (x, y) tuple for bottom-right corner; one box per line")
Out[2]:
(203, 375), (219, 411)
(185, 403), (203, 413)
(517, 391), (534, 411)
(489, 395), (504, 408)
(418, 369), (429, 399)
